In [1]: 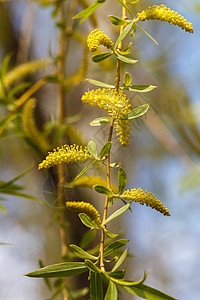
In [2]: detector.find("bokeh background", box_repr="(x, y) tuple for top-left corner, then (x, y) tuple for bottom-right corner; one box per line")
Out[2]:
(0, 1), (200, 299)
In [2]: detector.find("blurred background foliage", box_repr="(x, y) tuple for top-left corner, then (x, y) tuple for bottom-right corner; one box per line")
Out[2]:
(0, 0), (199, 299)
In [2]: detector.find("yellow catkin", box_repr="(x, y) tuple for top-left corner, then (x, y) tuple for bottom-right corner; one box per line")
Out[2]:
(87, 29), (113, 52)
(66, 201), (101, 225)
(137, 5), (193, 33)
(122, 188), (171, 216)
(115, 119), (131, 147)
(72, 175), (119, 194)
(22, 98), (50, 152)
(81, 88), (131, 119)
(38, 144), (91, 170)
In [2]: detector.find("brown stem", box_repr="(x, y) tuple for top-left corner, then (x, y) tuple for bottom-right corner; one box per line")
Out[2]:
(99, 0), (127, 271)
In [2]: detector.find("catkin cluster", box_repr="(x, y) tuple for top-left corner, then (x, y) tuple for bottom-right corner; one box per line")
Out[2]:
(122, 188), (171, 216)
(87, 29), (113, 52)
(66, 201), (101, 225)
(115, 120), (131, 147)
(38, 144), (90, 170)
(137, 5), (193, 33)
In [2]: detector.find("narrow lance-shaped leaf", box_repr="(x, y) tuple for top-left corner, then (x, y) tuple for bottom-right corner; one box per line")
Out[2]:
(92, 52), (113, 63)
(109, 271), (147, 287)
(90, 117), (111, 127)
(93, 184), (113, 197)
(116, 0), (133, 18)
(114, 19), (135, 49)
(121, 104), (149, 120)
(121, 84), (157, 92)
(79, 230), (96, 249)
(107, 270), (125, 279)
(104, 239), (129, 256)
(85, 259), (101, 273)
(39, 259), (52, 291)
(86, 78), (115, 89)
(103, 203), (131, 225)
(112, 248), (128, 271)
(79, 213), (99, 229)
(109, 15), (128, 26)
(100, 142), (112, 159)
(90, 272), (103, 300)
(104, 229), (118, 239)
(75, 160), (96, 180)
(118, 167), (127, 194)
(136, 23), (158, 45)
(105, 281), (118, 300)
(70, 244), (98, 260)
(114, 51), (138, 64)
(25, 262), (88, 278)
(73, 0), (105, 24)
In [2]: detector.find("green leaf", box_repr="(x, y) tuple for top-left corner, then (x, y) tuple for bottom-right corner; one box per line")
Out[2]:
(90, 272), (103, 300)
(114, 19), (135, 49)
(118, 167), (127, 194)
(112, 248), (128, 271)
(25, 262), (88, 278)
(87, 140), (98, 158)
(104, 239), (129, 256)
(109, 271), (147, 287)
(114, 51), (138, 64)
(100, 142), (112, 159)
(70, 244), (98, 260)
(90, 117), (111, 126)
(93, 184), (113, 196)
(39, 259), (52, 291)
(86, 78), (115, 89)
(73, 0), (105, 23)
(124, 72), (132, 86)
(130, 0), (139, 3)
(122, 84), (157, 92)
(92, 52), (113, 63)
(123, 283), (177, 299)
(85, 259), (101, 273)
(107, 270), (125, 279)
(116, 0), (133, 18)
(1, 52), (14, 79)
(110, 162), (120, 168)
(0, 203), (7, 214)
(79, 229), (96, 249)
(118, 42), (132, 55)
(109, 15), (127, 26)
(70, 287), (89, 299)
(75, 160), (96, 180)
(104, 229), (118, 239)
(122, 104), (149, 120)
(79, 213), (99, 229)
(105, 281), (118, 300)
(103, 203), (131, 225)
(136, 23), (158, 45)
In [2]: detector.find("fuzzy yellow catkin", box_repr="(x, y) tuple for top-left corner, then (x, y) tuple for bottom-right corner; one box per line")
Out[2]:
(66, 201), (101, 225)
(22, 98), (50, 152)
(87, 29), (113, 52)
(122, 188), (171, 216)
(137, 5), (193, 33)
(72, 175), (119, 194)
(115, 119), (131, 147)
(38, 144), (91, 170)
(81, 88), (131, 120)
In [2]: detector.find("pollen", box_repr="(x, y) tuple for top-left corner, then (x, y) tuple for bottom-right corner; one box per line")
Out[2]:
(137, 5), (193, 33)
(115, 119), (131, 147)
(87, 29), (113, 52)
(122, 188), (171, 216)
(66, 201), (101, 225)
(38, 144), (90, 170)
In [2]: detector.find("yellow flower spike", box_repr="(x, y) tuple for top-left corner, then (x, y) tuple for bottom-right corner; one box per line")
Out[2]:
(115, 119), (131, 147)
(137, 5), (193, 33)
(122, 188), (171, 216)
(81, 88), (131, 120)
(22, 98), (50, 153)
(66, 201), (101, 225)
(87, 29), (113, 52)
(38, 144), (91, 170)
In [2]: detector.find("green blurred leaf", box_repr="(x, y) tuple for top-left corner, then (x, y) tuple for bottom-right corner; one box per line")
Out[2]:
(75, 160), (95, 180)
(39, 259), (52, 291)
(0, 203), (7, 214)
(109, 271), (147, 286)
(110, 162), (120, 168)
(105, 281), (118, 300)
(93, 184), (113, 196)
(136, 23), (158, 45)
(79, 213), (99, 229)
(122, 84), (157, 92)
(115, 52), (138, 64)
(70, 244), (98, 260)
(112, 248), (128, 271)
(79, 229), (96, 249)
(100, 142), (112, 159)
(87, 140), (98, 158)
(107, 270), (125, 279)
(90, 272), (103, 300)
(109, 15), (127, 26)
(73, 0), (105, 24)
(1, 52), (14, 79)
(118, 167), (127, 194)
(124, 72), (132, 86)
(25, 262), (88, 278)
(121, 104), (149, 120)
(130, 0), (139, 3)
(104, 239), (129, 256)
(70, 287), (89, 299)
(104, 229), (118, 239)
(85, 259), (101, 273)
(92, 52), (113, 63)
(115, 19), (135, 49)
(103, 203), (131, 225)
(86, 78), (115, 89)
(124, 283), (176, 299)
(90, 117), (111, 126)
